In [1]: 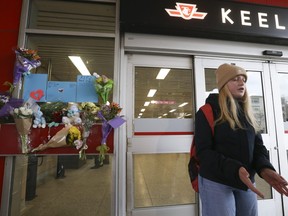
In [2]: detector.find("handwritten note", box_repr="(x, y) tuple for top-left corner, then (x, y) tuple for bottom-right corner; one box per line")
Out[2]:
(23, 74), (48, 102)
(46, 81), (76, 102)
(76, 75), (98, 102)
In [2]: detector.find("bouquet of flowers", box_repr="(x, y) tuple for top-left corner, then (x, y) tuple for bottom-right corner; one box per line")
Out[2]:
(32, 103), (88, 159)
(31, 125), (87, 159)
(97, 102), (125, 165)
(0, 82), (23, 123)
(12, 105), (33, 154)
(13, 47), (41, 97)
(93, 73), (114, 104)
(80, 102), (99, 137)
(40, 102), (67, 123)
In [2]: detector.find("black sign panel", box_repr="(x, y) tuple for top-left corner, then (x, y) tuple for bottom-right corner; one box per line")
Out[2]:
(120, 0), (288, 45)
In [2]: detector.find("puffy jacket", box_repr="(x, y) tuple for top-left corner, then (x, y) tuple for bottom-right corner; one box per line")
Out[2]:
(195, 93), (275, 190)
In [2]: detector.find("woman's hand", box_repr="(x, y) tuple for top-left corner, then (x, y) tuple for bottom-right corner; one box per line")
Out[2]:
(260, 168), (288, 196)
(239, 167), (264, 198)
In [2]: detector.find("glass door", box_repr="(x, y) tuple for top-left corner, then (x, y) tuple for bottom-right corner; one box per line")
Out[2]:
(194, 57), (285, 216)
(126, 54), (198, 216)
(270, 63), (288, 215)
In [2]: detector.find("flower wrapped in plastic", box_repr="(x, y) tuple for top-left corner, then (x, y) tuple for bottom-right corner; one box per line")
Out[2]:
(0, 82), (23, 123)
(80, 102), (99, 138)
(31, 125), (87, 159)
(13, 47), (41, 97)
(97, 102), (125, 165)
(93, 73), (114, 104)
(12, 106), (33, 154)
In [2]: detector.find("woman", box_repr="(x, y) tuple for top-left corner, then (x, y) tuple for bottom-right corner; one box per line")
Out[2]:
(195, 63), (288, 216)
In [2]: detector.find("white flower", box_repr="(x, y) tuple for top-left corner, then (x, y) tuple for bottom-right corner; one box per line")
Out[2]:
(14, 108), (19, 114)
(93, 72), (100, 79)
(74, 140), (83, 150)
(13, 106), (33, 118)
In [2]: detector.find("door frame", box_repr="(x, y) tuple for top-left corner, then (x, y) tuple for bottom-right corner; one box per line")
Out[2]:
(125, 54), (198, 216)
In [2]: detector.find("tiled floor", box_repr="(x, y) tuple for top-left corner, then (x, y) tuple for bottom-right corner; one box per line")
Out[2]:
(21, 157), (112, 216)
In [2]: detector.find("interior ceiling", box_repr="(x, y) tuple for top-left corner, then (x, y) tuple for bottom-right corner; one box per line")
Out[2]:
(27, 0), (217, 118)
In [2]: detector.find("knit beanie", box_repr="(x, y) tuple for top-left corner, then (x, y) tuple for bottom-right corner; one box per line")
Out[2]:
(215, 63), (247, 90)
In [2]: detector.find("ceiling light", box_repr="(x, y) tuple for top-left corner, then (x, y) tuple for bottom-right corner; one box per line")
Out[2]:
(144, 102), (150, 106)
(147, 89), (157, 97)
(68, 56), (91, 75)
(156, 68), (170, 79)
(139, 113), (143, 116)
(141, 109), (145, 112)
(169, 109), (176, 112)
(163, 113), (168, 116)
(178, 102), (188, 107)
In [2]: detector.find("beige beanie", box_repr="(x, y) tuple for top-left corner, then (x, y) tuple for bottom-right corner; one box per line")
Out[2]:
(215, 63), (247, 90)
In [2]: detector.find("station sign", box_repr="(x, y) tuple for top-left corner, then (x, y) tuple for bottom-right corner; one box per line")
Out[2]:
(120, 0), (288, 44)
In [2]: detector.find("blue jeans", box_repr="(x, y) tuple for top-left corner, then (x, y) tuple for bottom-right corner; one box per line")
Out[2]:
(198, 175), (258, 216)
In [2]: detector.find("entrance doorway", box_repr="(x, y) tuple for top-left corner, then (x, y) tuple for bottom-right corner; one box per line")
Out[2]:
(125, 54), (288, 216)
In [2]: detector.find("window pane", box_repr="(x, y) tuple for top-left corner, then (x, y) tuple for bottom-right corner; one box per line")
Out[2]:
(28, 0), (115, 34)
(134, 67), (193, 119)
(204, 68), (267, 133)
(26, 35), (115, 82)
(279, 73), (288, 131)
(13, 155), (112, 215)
(133, 154), (196, 208)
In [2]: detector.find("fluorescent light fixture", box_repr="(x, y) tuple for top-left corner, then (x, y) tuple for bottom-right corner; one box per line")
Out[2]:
(178, 102), (188, 107)
(169, 109), (176, 113)
(158, 116), (162, 118)
(68, 56), (91, 75)
(147, 89), (157, 97)
(141, 109), (145, 112)
(156, 68), (170, 79)
(139, 113), (143, 116)
(144, 101), (150, 106)
(163, 113), (168, 116)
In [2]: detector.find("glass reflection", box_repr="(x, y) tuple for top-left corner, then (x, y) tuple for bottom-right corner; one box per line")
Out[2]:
(279, 74), (288, 132)
(133, 154), (196, 208)
(134, 67), (193, 119)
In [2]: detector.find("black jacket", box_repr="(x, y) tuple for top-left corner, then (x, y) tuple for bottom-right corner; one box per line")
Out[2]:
(195, 93), (275, 191)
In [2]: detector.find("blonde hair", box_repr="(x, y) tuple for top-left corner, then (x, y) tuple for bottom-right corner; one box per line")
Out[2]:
(216, 85), (260, 132)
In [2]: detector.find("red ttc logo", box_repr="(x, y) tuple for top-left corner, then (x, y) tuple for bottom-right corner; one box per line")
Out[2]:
(165, 2), (207, 20)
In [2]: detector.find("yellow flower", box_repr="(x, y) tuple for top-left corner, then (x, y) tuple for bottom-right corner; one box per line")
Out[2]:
(66, 126), (81, 146)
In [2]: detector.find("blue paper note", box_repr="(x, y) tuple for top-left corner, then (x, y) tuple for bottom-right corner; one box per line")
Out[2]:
(47, 81), (76, 102)
(76, 75), (98, 102)
(23, 74), (48, 102)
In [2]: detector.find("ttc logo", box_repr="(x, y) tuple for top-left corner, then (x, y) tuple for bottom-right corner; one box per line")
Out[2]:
(165, 3), (207, 20)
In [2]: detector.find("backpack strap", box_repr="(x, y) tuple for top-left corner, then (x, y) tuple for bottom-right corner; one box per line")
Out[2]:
(200, 103), (214, 135)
